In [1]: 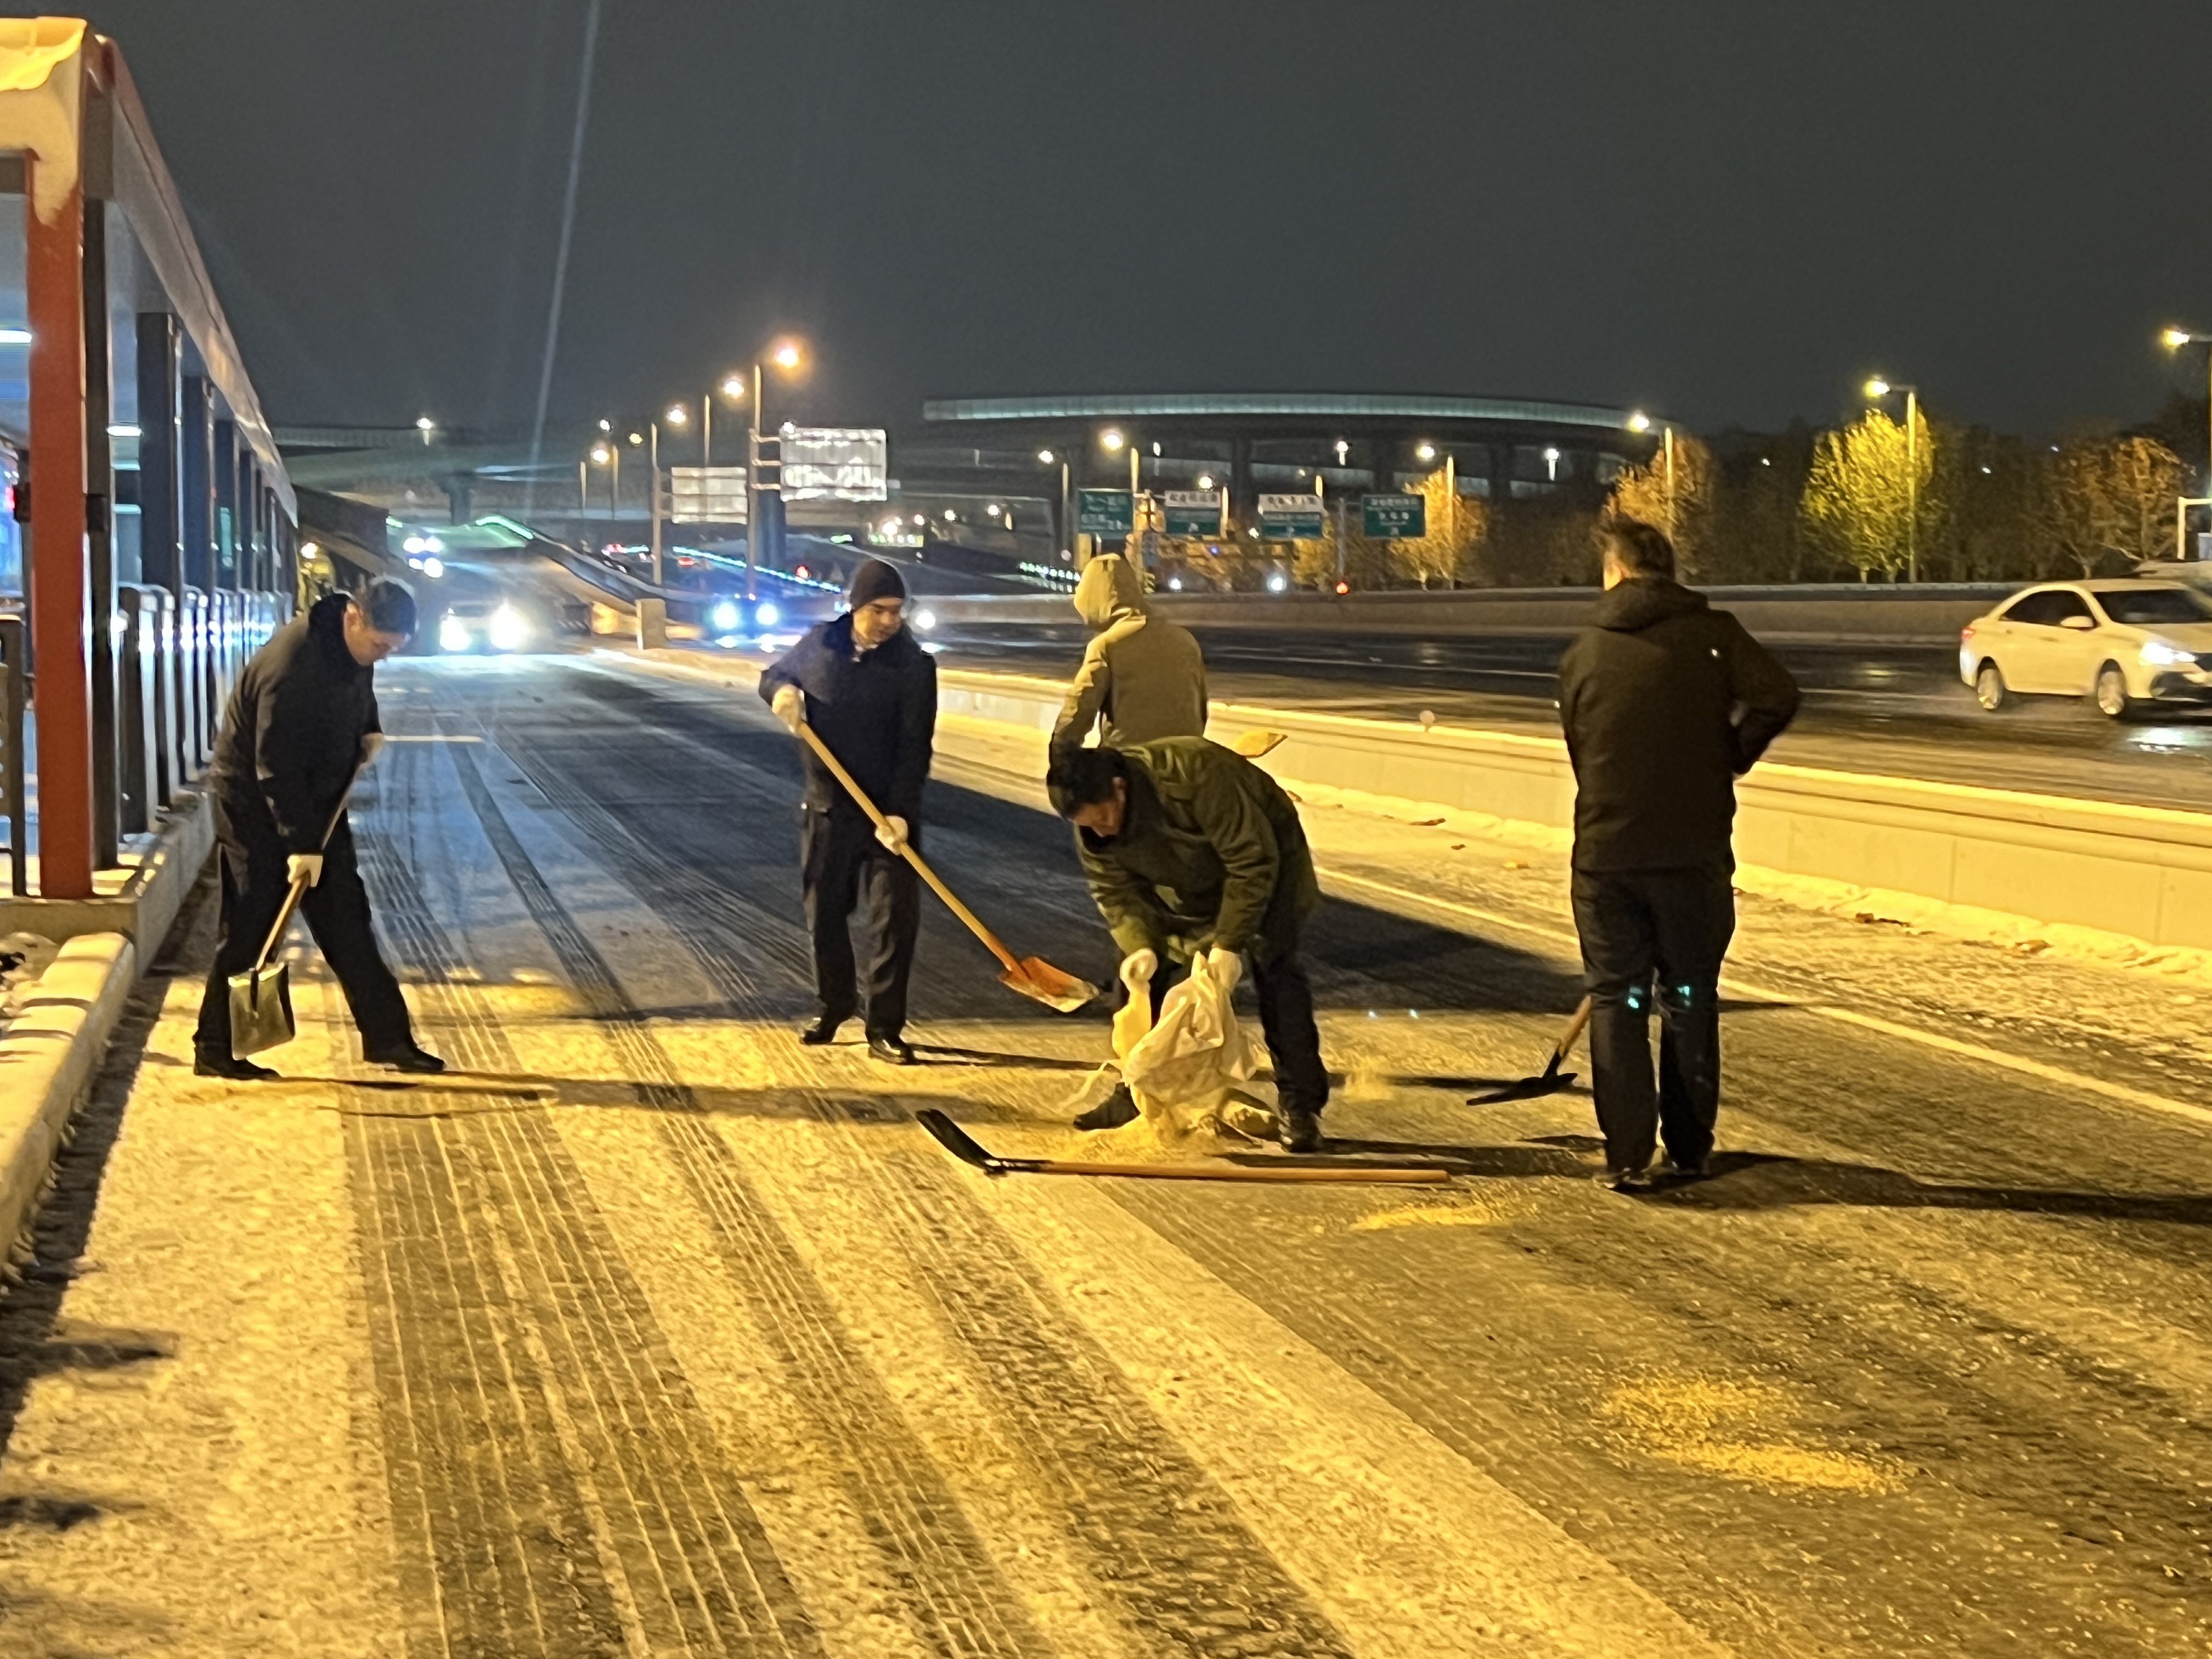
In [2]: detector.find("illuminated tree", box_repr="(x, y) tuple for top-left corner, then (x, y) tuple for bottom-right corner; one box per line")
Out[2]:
(1387, 466), (1491, 587)
(2046, 429), (2185, 576)
(1799, 405), (1931, 581)
(1609, 431), (1716, 575)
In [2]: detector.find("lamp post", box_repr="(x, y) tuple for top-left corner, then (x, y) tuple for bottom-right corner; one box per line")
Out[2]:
(1039, 449), (1071, 560)
(1864, 377), (1921, 582)
(743, 340), (806, 599)
(2162, 328), (2212, 557)
(654, 404), (690, 588)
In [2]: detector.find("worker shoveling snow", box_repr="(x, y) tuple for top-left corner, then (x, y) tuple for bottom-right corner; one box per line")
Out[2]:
(1082, 952), (1278, 1159)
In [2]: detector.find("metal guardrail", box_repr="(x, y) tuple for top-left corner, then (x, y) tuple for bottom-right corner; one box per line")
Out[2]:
(1, 613), (25, 896)
(0, 586), (286, 897)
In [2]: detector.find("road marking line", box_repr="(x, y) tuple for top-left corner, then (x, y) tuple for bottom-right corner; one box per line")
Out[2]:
(1319, 865), (2212, 1131)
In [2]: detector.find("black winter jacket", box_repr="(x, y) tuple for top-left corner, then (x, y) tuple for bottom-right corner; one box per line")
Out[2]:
(759, 614), (937, 820)
(1556, 578), (1799, 871)
(209, 592), (381, 854)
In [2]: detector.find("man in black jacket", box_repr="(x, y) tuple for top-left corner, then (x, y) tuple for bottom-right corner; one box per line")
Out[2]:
(1558, 518), (1799, 1191)
(760, 560), (937, 1064)
(194, 580), (442, 1079)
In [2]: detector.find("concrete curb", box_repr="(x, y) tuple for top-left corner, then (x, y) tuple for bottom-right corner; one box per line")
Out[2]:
(0, 932), (137, 1270)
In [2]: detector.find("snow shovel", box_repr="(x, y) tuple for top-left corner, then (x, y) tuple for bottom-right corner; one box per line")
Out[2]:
(1467, 995), (1593, 1104)
(917, 1109), (1448, 1185)
(795, 721), (1101, 1013)
(1230, 729), (1287, 759)
(228, 762), (366, 1058)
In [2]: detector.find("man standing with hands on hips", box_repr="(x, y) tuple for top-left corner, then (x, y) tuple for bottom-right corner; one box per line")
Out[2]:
(761, 559), (938, 1064)
(194, 579), (442, 1079)
(1558, 517), (1798, 1191)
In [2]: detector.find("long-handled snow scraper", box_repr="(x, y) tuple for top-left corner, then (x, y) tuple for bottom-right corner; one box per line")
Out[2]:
(1468, 995), (1593, 1104)
(228, 758), (369, 1058)
(917, 1109), (1448, 1185)
(796, 721), (1101, 1013)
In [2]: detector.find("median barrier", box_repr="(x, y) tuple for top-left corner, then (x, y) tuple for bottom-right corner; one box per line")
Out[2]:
(920, 582), (2010, 646)
(928, 665), (2212, 954)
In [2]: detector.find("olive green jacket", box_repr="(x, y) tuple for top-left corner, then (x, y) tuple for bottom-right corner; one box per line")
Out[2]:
(1051, 555), (1207, 754)
(1074, 737), (1318, 962)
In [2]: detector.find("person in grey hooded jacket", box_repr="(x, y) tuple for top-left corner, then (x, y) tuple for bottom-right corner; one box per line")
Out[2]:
(1050, 554), (1206, 759)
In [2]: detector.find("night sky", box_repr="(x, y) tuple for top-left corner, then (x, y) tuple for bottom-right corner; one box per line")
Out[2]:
(72, 1), (2212, 438)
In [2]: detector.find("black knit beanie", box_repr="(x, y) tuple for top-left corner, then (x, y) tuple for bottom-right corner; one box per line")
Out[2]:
(847, 558), (906, 610)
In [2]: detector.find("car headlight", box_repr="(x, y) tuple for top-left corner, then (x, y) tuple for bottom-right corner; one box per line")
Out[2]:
(488, 604), (528, 651)
(913, 608), (936, 631)
(711, 600), (741, 632)
(754, 601), (780, 626)
(438, 615), (472, 652)
(2141, 639), (2196, 667)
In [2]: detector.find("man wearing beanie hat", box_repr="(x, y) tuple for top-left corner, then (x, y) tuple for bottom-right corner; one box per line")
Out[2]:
(760, 558), (938, 1063)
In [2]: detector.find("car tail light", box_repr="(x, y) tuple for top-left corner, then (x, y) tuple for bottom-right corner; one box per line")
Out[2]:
(1961, 623), (1977, 641)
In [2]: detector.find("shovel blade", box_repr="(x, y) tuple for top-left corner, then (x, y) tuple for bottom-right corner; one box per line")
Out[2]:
(226, 964), (297, 1058)
(1001, 957), (1101, 1014)
(1231, 729), (1288, 759)
(1466, 1068), (1577, 1105)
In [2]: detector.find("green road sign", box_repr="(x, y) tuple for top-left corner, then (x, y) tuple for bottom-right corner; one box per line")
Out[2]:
(1363, 492), (1426, 538)
(1257, 492), (1324, 539)
(1077, 488), (1135, 537)
(1163, 490), (1222, 537)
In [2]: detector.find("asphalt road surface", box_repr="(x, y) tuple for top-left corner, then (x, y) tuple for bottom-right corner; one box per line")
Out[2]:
(926, 622), (2212, 812)
(3, 651), (2210, 1656)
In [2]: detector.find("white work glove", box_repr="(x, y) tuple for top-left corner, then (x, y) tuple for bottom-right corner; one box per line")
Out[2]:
(1201, 945), (1243, 995)
(359, 733), (386, 768)
(875, 815), (910, 853)
(771, 684), (804, 732)
(1119, 948), (1158, 989)
(287, 853), (325, 889)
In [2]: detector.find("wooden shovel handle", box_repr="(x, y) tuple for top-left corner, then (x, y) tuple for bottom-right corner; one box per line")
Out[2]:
(1028, 1160), (1448, 1184)
(1556, 994), (1594, 1059)
(251, 754), (370, 974)
(794, 720), (1024, 975)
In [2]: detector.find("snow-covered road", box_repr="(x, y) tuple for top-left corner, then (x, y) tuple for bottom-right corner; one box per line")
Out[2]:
(1, 651), (2207, 1657)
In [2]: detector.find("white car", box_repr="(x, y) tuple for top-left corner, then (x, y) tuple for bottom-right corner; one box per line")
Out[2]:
(1959, 579), (2212, 718)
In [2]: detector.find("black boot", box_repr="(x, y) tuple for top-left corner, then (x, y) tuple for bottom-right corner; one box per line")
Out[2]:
(1072, 1085), (1139, 1131)
(365, 1041), (445, 1074)
(195, 1049), (279, 1081)
(867, 1032), (917, 1066)
(1278, 1107), (1324, 1154)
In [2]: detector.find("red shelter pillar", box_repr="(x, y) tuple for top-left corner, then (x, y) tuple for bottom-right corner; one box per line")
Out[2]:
(25, 149), (92, 898)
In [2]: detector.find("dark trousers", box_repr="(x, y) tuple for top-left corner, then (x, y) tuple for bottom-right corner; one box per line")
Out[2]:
(1252, 947), (1330, 1115)
(194, 819), (415, 1058)
(1570, 865), (1735, 1171)
(803, 806), (920, 1038)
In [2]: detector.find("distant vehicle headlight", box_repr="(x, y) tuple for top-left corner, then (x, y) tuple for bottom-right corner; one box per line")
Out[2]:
(913, 608), (936, 631)
(2141, 639), (2195, 667)
(711, 600), (741, 632)
(488, 604), (528, 652)
(420, 556), (445, 580)
(754, 601), (780, 627)
(1267, 574), (1287, 592)
(438, 614), (472, 653)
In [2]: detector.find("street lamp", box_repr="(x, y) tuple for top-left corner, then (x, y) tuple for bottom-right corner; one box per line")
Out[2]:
(743, 337), (809, 596)
(2162, 328), (2212, 555)
(1040, 448), (1071, 560)
(1864, 376), (1922, 582)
